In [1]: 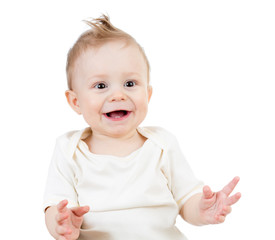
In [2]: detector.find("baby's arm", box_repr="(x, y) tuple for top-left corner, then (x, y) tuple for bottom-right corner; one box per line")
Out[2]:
(180, 176), (241, 226)
(45, 200), (89, 240)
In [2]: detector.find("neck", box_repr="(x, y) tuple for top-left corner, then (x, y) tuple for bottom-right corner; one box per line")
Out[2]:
(84, 128), (147, 157)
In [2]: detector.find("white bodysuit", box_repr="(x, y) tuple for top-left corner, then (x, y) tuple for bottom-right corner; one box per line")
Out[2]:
(43, 126), (203, 240)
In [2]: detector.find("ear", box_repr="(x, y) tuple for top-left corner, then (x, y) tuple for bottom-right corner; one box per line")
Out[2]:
(65, 90), (82, 115)
(147, 85), (153, 103)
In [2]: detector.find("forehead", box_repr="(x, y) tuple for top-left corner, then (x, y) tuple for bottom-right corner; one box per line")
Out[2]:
(74, 40), (147, 80)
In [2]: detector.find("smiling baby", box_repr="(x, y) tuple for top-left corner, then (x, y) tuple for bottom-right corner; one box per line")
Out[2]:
(43, 15), (241, 240)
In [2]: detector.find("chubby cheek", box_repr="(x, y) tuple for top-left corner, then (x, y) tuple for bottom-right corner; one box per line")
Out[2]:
(134, 94), (149, 116)
(79, 96), (103, 123)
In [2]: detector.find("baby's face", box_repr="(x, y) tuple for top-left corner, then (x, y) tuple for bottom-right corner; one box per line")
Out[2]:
(68, 40), (152, 138)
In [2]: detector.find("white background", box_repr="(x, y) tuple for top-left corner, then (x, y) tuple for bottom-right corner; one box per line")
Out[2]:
(0, 0), (274, 239)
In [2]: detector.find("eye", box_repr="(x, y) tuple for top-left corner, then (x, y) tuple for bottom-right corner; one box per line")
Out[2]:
(124, 80), (136, 87)
(95, 82), (107, 89)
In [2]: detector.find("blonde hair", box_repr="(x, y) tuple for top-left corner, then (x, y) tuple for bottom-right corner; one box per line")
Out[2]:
(66, 15), (150, 90)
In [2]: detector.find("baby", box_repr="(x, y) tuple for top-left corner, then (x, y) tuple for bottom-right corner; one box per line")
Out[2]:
(44, 15), (241, 240)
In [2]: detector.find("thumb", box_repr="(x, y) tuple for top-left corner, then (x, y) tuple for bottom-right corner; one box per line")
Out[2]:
(71, 206), (90, 217)
(203, 186), (214, 199)
(200, 186), (216, 210)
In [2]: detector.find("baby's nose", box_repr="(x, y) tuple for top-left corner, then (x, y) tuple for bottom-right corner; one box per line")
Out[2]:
(109, 89), (127, 102)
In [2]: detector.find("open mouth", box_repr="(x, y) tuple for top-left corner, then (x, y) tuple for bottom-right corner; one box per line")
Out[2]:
(103, 110), (131, 121)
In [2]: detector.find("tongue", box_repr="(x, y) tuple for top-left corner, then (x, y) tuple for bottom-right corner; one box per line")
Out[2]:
(109, 110), (126, 118)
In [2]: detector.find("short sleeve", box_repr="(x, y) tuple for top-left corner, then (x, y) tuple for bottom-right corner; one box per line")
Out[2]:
(43, 139), (79, 211)
(163, 135), (203, 211)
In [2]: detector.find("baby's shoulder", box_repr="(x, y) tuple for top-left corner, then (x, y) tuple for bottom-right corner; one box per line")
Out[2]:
(56, 130), (81, 145)
(55, 128), (89, 157)
(139, 126), (178, 148)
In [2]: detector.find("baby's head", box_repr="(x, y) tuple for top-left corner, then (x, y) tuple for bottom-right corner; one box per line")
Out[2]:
(66, 15), (150, 90)
(65, 15), (152, 137)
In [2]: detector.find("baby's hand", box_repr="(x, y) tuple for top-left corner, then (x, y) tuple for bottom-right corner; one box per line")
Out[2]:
(55, 200), (90, 240)
(199, 176), (241, 224)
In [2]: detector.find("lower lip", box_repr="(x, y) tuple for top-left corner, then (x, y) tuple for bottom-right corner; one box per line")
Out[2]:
(103, 111), (132, 122)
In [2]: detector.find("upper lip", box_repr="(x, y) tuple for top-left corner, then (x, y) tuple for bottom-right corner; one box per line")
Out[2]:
(103, 109), (131, 114)
(103, 105), (132, 114)
(102, 102), (133, 114)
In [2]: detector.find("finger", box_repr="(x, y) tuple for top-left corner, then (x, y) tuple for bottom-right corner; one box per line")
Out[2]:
(222, 176), (240, 196)
(57, 236), (67, 240)
(203, 186), (214, 199)
(71, 206), (90, 217)
(215, 214), (225, 224)
(221, 206), (232, 216)
(57, 200), (69, 213)
(56, 211), (69, 224)
(227, 192), (241, 206)
(56, 225), (71, 235)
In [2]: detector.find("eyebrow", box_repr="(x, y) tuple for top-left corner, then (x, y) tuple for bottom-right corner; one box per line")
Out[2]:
(88, 74), (108, 79)
(123, 72), (142, 77)
(88, 72), (142, 80)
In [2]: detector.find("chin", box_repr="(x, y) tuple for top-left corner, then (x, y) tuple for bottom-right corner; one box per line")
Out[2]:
(107, 125), (137, 138)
